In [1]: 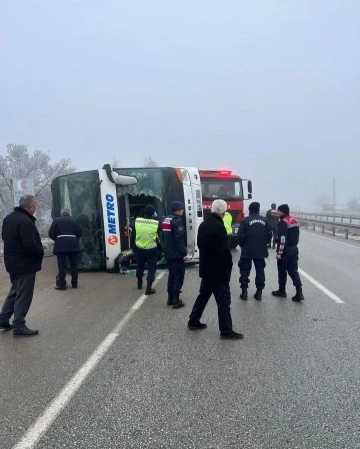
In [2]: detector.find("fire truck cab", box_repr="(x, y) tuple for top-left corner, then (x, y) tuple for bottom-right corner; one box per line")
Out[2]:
(199, 170), (252, 249)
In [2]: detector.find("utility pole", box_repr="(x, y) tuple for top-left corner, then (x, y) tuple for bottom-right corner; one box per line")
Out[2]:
(333, 178), (336, 213)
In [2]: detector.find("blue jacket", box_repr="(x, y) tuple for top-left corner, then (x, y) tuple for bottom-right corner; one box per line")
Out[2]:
(161, 214), (187, 260)
(49, 215), (82, 254)
(237, 213), (271, 259)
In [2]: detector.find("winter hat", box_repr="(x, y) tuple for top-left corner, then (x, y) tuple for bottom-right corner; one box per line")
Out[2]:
(249, 202), (260, 213)
(271, 203), (276, 209)
(171, 201), (185, 212)
(277, 204), (290, 216)
(144, 205), (155, 217)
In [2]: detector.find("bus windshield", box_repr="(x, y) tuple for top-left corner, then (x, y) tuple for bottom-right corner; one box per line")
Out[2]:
(200, 178), (243, 200)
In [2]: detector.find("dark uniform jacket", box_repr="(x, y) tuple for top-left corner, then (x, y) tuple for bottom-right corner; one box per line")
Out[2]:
(238, 213), (272, 259)
(266, 208), (279, 230)
(49, 215), (82, 254)
(277, 215), (300, 255)
(162, 214), (187, 261)
(2, 207), (44, 274)
(197, 213), (233, 284)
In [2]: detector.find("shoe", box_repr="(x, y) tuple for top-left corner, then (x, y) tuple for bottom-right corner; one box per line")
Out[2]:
(55, 285), (67, 291)
(145, 286), (155, 295)
(272, 289), (287, 298)
(240, 287), (248, 301)
(13, 326), (39, 338)
(56, 276), (60, 287)
(137, 279), (143, 290)
(172, 295), (185, 309)
(72, 283), (78, 289)
(0, 321), (13, 330)
(292, 288), (305, 302)
(220, 331), (244, 340)
(187, 322), (207, 330)
(254, 288), (262, 301)
(167, 293), (173, 306)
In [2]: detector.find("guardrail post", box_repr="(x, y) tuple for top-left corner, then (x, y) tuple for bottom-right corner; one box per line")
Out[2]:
(341, 216), (344, 223)
(306, 222), (308, 229)
(332, 226), (335, 236)
(350, 217), (352, 224)
(313, 223), (315, 231)
(345, 229), (349, 239)
(322, 225), (324, 233)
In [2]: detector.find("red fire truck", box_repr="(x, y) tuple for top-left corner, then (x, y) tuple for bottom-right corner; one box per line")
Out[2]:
(199, 170), (252, 249)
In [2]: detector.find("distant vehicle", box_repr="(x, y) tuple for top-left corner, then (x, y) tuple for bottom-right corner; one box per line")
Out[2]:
(51, 165), (203, 271)
(199, 170), (252, 249)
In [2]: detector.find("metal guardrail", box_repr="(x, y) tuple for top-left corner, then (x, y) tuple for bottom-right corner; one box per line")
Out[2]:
(292, 212), (360, 239)
(293, 212), (360, 224)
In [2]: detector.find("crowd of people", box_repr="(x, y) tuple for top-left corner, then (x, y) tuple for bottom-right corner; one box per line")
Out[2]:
(0, 195), (304, 340)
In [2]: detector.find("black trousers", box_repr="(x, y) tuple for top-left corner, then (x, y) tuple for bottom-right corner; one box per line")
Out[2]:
(136, 248), (158, 284)
(271, 228), (278, 247)
(239, 258), (266, 289)
(189, 279), (233, 334)
(0, 273), (36, 330)
(277, 249), (302, 290)
(57, 253), (79, 287)
(167, 258), (185, 296)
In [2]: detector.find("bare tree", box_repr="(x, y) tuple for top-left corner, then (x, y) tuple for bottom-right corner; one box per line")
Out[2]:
(314, 194), (331, 211)
(347, 197), (360, 213)
(143, 157), (158, 167)
(0, 144), (75, 228)
(112, 157), (120, 168)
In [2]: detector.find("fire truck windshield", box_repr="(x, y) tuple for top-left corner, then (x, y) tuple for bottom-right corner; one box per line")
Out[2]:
(200, 178), (243, 200)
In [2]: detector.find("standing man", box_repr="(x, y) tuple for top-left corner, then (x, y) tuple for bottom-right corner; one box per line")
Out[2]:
(188, 199), (243, 340)
(131, 205), (162, 295)
(266, 203), (279, 249)
(272, 204), (305, 302)
(223, 211), (233, 245)
(0, 195), (44, 337)
(162, 201), (187, 309)
(49, 209), (82, 290)
(238, 202), (272, 301)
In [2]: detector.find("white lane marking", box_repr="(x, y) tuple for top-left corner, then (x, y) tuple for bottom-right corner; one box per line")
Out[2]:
(302, 230), (360, 250)
(299, 268), (345, 304)
(132, 273), (165, 310)
(12, 272), (165, 449)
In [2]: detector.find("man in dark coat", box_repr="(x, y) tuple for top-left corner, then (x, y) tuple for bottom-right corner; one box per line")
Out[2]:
(238, 202), (272, 301)
(188, 199), (243, 340)
(266, 203), (279, 249)
(0, 195), (44, 337)
(272, 204), (304, 302)
(49, 208), (82, 290)
(162, 201), (187, 309)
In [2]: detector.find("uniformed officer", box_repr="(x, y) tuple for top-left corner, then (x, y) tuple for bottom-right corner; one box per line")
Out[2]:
(223, 211), (233, 245)
(272, 204), (305, 302)
(162, 201), (187, 309)
(266, 203), (279, 249)
(131, 205), (161, 295)
(49, 208), (82, 290)
(237, 202), (272, 301)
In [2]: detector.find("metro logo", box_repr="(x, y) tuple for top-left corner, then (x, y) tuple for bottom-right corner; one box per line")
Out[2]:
(108, 235), (119, 245)
(105, 194), (117, 235)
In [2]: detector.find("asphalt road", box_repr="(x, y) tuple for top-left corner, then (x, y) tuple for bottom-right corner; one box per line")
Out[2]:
(1, 231), (360, 449)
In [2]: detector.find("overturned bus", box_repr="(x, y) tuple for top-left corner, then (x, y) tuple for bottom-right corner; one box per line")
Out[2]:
(51, 165), (204, 271)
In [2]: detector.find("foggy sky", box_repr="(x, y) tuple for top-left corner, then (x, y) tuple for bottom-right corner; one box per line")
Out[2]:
(1, 0), (359, 211)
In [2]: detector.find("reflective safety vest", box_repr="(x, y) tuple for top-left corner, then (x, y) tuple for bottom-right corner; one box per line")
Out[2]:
(135, 218), (158, 249)
(224, 212), (233, 235)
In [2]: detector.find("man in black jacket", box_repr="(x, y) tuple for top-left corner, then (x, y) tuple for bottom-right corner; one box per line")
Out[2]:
(188, 199), (243, 340)
(0, 195), (44, 337)
(272, 204), (304, 302)
(238, 202), (272, 301)
(49, 209), (82, 290)
(266, 203), (279, 249)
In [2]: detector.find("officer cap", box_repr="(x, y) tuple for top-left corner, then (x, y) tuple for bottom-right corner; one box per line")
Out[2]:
(171, 201), (184, 212)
